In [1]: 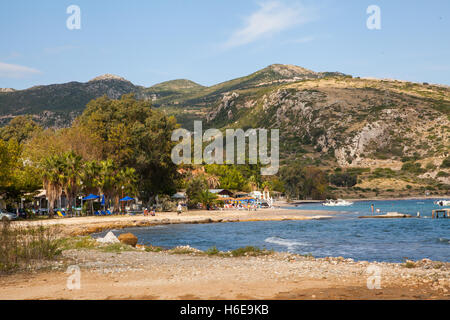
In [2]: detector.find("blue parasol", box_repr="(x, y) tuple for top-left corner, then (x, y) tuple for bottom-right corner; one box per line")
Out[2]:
(83, 194), (100, 201)
(120, 196), (134, 202)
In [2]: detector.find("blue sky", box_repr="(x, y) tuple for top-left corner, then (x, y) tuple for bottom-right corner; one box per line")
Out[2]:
(1, 0), (449, 89)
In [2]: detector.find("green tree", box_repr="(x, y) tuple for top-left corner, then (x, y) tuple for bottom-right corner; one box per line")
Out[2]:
(441, 156), (450, 168)
(41, 155), (65, 217)
(186, 176), (208, 208)
(60, 151), (83, 215)
(204, 164), (246, 190)
(80, 160), (101, 194)
(76, 94), (179, 201)
(0, 115), (42, 143)
(329, 172), (357, 187)
(114, 166), (138, 212)
(280, 163), (329, 200)
(0, 139), (41, 209)
(197, 190), (218, 209)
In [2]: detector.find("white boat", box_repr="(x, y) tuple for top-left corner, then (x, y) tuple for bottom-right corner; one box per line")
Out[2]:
(435, 200), (450, 207)
(322, 199), (354, 206)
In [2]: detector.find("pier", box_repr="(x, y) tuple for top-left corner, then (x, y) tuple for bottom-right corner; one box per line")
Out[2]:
(432, 209), (450, 219)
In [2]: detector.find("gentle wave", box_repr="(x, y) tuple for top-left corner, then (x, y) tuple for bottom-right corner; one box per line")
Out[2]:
(265, 237), (308, 251)
(438, 238), (450, 244)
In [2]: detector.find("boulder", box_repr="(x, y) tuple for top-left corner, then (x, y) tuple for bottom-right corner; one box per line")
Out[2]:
(118, 233), (138, 247)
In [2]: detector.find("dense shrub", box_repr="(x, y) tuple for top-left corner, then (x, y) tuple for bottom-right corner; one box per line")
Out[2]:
(436, 171), (449, 177)
(329, 173), (357, 187)
(401, 162), (425, 174)
(441, 157), (450, 168)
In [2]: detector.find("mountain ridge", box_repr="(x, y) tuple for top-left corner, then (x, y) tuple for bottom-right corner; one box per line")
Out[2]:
(0, 64), (348, 126)
(0, 64), (448, 189)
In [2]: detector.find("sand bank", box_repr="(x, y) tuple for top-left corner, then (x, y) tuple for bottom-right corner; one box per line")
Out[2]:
(15, 208), (334, 237)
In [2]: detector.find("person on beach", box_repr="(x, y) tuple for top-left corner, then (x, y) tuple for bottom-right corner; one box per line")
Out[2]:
(177, 203), (183, 215)
(371, 204), (374, 214)
(144, 208), (148, 216)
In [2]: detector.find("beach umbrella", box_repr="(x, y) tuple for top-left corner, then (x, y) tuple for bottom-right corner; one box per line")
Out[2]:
(119, 196), (134, 202)
(82, 194), (100, 201)
(82, 194), (100, 215)
(119, 196), (134, 214)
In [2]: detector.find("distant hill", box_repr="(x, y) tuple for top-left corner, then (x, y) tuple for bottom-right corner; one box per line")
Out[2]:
(0, 64), (346, 128)
(0, 75), (144, 127)
(0, 64), (449, 191)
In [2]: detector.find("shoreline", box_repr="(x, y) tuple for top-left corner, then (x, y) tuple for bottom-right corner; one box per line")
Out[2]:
(0, 249), (448, 300)
(278, 195), (449, 206)
(15, 208), (335, 237)
(3, 207), (449, 300)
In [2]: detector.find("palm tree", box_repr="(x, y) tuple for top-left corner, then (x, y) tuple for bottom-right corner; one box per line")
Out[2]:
(206, 173), (220, 189)
(61, 151), (83, 216)
(41, 155), (64, 218)
(97, 160), (117, 210)
(248, 175), (259, 192)
(114, 167), (137, 212)
(80, 160), (101, 194)
(198, 190), (218, 209)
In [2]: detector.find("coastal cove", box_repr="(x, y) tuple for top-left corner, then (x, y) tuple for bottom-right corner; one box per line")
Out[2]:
(2, 200), (449, 300)
(90, 199), (450, 263)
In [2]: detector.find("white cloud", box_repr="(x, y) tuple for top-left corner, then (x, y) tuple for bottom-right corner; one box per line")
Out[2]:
(0, 62), (41, 78)
(284, 35), (315, 44)
(43, 45), (78, 55)
(223, 1), (317, 48)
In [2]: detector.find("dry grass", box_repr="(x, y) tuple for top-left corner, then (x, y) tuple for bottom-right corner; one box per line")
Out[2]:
(0, 220), (61, 273)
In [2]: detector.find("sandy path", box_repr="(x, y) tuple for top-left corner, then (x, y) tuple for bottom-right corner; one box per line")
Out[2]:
(0, 250), (448, 300)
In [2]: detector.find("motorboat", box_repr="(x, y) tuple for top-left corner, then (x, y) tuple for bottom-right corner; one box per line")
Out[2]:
(322, 199), (353, 206)
(435, 200), (450, 207)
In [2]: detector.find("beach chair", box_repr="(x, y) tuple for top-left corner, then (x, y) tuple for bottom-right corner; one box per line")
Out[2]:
(94, 211), (101, 216)
(101, 210), (107, 216)
(57, 210), (66, 218)
(106, 210), (113, 215)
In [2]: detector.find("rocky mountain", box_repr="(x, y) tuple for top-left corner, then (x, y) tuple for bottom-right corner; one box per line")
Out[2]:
(197, 70), (449, 191)
(0, 64), (338, 128)
(1, 64), (449, 191)
(0, 74), (145, 127)
(0, 88), (15, 93)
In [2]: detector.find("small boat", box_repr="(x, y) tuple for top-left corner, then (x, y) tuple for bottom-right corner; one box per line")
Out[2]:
(435, 200), (450, 207)
(322, 199), (354, 206)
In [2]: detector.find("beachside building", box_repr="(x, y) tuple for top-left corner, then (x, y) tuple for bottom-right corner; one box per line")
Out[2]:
(234, 191), (249, 198)
(249, 191), (263, 199)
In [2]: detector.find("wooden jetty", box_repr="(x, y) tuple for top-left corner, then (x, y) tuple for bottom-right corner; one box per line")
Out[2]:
(432, 208), (450, 219)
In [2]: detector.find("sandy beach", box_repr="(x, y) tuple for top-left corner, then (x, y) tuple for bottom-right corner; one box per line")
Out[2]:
(0, 249), (448, 300)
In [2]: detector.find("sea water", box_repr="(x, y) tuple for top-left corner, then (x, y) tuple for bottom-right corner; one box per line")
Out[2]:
(96, 199), (449, 262)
